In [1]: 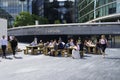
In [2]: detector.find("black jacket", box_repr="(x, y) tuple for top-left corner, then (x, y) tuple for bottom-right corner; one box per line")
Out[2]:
(10, 40), (18, 48)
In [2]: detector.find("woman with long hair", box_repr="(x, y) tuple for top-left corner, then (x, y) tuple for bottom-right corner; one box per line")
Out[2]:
(99, 35), (108, 58)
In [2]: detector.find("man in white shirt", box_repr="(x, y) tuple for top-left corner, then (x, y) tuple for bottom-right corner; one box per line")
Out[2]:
(0, 35), (8, 58)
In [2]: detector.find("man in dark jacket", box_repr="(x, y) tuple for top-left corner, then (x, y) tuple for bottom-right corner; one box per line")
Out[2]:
(79, 39), (84, 58)
(10, 36), (18, 58)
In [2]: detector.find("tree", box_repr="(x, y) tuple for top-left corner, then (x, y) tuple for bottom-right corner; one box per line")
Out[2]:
(14, 12), (49, 27)
(14, 12), (34, 27)
(31, 14), (49, 24)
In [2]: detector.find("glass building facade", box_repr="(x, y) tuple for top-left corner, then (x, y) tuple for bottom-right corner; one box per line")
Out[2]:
(78, 0), (120, 23)
(32, 0), (44, 17)
(32, 0), (74, 24)
(0, 0), (32, 27)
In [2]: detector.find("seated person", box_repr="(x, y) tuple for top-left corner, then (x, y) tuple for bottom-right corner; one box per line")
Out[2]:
(53, 40), (58, 50)
(86, 39), (95, 53)
(58, 40), (65, 49)
(44, 41), (49, 47)
(39, 40), (43, 44)
(30, 41), (37, 46)
(65, 40), (70, 48)
(30, 39), (38, 50)
(57, 40), (65, 56)
(70, 39), (75, 46)
(49, 40), (54, 47)
(30, 37), (38, 46)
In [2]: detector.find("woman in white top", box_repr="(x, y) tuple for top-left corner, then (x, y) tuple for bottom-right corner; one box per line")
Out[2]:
(99, 35), (108, 58)
(0, 35), (8, 58)
(30, 37), (38, 46)
(72, 41), (80, 59)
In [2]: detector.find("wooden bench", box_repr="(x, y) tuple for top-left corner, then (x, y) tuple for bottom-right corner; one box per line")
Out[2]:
(87, 45), (96, 54)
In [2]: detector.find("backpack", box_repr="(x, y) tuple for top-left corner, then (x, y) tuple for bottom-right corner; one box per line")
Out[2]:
(58, 42), (64, 49)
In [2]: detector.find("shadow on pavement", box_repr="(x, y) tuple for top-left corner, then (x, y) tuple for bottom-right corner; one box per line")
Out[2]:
(14, 56), (23, 59)
(5, 57), (13, 60)
(105, 57), (120, 60)
(84, 55), (91, 58)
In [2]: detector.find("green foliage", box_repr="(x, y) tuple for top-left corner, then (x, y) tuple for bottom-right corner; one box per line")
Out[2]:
(13, 12), (49, 27)
(54, 20), (61, 24)
(31, 14), (49, 24)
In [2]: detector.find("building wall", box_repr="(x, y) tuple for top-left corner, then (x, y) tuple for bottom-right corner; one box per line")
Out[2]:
(78, 0), (120, 23)
(32, 0), (44, 17)
(117, 0), (120, 13)
(32, 0), (74, 24)
(0, 0), (32, 18)
(0, 18), (7, 47)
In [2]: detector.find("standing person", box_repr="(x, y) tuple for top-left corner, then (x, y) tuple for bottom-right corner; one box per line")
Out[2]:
(99, 35), (108, 58)
(96, 38), (101, 54)
(10, 36), (18, 58)
(79, 39), (84, 58)
(0, 35), (8, 58)
(72, 41), (80, 59)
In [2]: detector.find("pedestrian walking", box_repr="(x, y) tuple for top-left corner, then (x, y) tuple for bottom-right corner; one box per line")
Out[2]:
(0, 35), (8, 58)
(79, 39), (84, 58)
(10, 36), (18, 58)
(99, 35), (108, 58)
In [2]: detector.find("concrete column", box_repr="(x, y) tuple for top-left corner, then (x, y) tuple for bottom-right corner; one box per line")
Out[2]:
(94, 0), (96, 19)
(117, 0), (120, 13)
(35, 20), (39, 25)
(0, 18), (7, 47)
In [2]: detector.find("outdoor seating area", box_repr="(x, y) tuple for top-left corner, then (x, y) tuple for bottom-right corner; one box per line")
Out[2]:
(0, 35), (105, 59)
(23, 36), (106, 59)
(24, 44), (68, 56)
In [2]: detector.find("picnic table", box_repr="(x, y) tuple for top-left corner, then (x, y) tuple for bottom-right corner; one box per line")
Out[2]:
(87, 44), (96, 54)
(25, 44), (44, 55)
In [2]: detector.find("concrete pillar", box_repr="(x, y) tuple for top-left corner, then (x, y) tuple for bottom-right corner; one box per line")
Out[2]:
(94, 0), (96, 19)
(0, 18), (7, 47)
(35, 20), (39, 25)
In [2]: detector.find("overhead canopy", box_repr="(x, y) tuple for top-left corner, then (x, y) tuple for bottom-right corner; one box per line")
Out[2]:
(8, 22), (120, 36)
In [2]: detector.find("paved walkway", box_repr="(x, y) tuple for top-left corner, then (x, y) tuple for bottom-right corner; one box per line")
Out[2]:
(0, 43), (120, 80)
